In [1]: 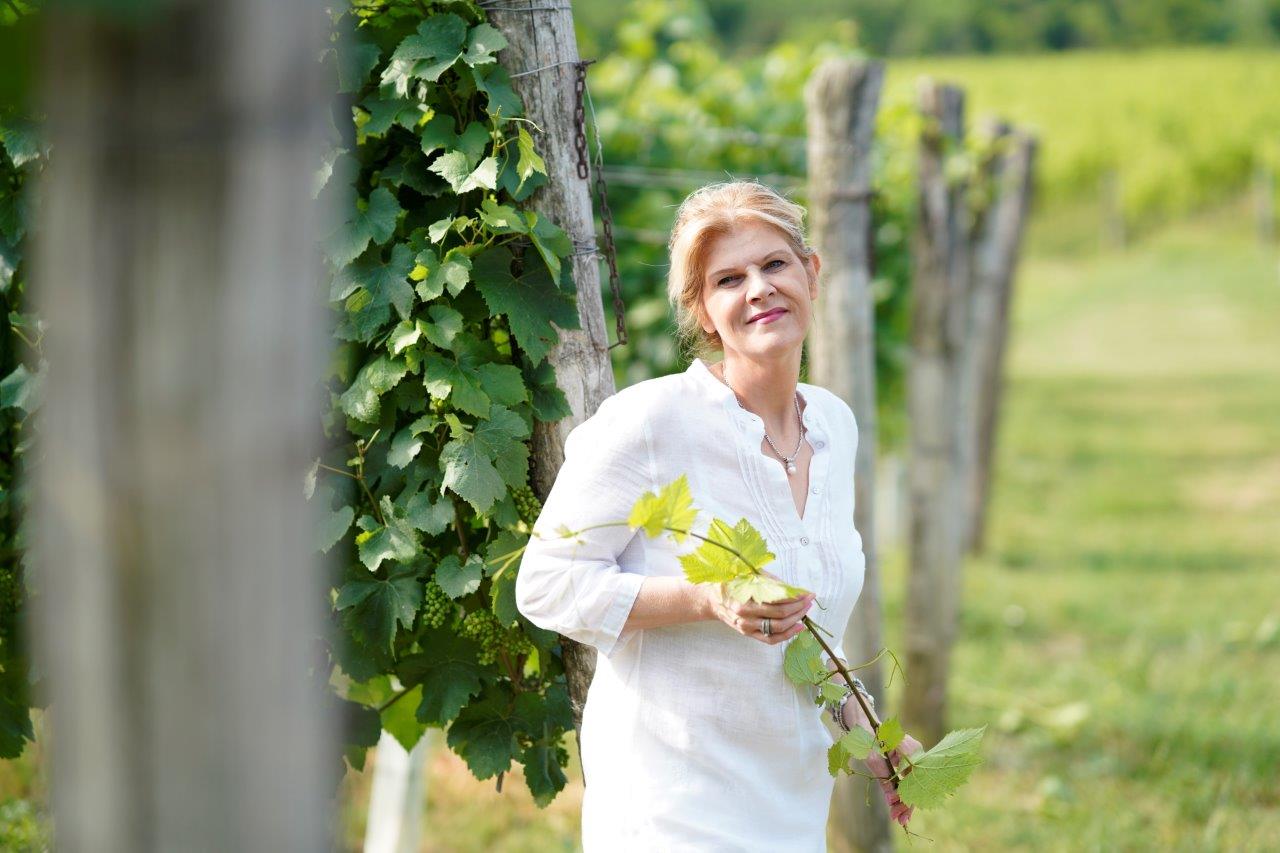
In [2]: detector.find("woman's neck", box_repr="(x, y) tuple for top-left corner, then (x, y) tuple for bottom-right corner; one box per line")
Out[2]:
(711, 351), (805, 431)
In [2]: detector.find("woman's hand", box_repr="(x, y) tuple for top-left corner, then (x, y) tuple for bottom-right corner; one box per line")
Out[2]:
(862, 729), (924, 827)
(701, 577), (814, 645)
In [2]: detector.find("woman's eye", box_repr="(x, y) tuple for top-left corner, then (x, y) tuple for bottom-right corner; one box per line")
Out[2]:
(718, 274), (740, 286)
(766, 258), (786, 270)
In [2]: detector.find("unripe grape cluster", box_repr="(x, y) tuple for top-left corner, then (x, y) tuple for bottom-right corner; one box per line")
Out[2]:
(511, 485), (542, 525)
(461, 608), (532, 665)
(422, 579), (453, 629)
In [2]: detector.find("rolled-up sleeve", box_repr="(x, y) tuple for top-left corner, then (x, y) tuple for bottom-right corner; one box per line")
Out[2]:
(515, 394), (653, 659)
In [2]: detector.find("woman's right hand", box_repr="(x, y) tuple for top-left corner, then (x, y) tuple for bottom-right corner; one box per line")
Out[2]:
(701, 579), (814, 645)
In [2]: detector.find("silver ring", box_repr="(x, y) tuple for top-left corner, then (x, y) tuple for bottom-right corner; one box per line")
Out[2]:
(760, 617), (772, 637)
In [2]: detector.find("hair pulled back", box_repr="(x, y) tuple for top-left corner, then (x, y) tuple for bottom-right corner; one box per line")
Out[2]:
(666, 181), (814, 360)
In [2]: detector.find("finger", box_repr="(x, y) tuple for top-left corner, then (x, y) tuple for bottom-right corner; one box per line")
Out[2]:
(761, 620), (807, 644)
(739, 594), (815, 620)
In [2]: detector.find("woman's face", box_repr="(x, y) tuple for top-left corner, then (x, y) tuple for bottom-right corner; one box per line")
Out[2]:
(697, 219), (820, 363)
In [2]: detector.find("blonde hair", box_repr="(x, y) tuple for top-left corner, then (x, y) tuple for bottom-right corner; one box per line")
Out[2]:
(666, 181), (815, 360)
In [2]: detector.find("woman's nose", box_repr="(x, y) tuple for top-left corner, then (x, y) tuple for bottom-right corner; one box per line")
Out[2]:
(745, 267), (774, 299)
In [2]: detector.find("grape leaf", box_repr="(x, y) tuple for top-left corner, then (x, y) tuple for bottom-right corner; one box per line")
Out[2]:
(527, 213), (572, 282)
(468, 62), (522, 119)
(439, 404), (529, 513)
(461, 22), (507, 67)
(387, 425), (424, 468)
(325, 187), (402, 268)
(783, 630), (827, 687)
(483, 530), (529, 578)
(430, 151), (498, 194)
(628, 475), (699, 542)
(515, 127), (546, 192)
(877, 716), (905, 753)
(382, 684), (426, 752)
(724, 573), (810, 605)
(472, 246), (579, 364)
(340, 355), (409, 424)
(338, 34), (382, 94)
(403, 488), (455, 536)
(423, 336), (493, 418)
(421, 304), (465, 348)
(436, 553), (484, 599)
(381, 14), (468, 96)
(477, 362), (527, 407)
(356, 497), (420, 571)
(0, 363), (41, 413)
(446, 695), (523, 780)
(416, 249), (472, 301)
(841, 727), (879, 761)
(317, 503), (355, 554)
(526, 357), (571, 421)
(896, 726), (987, 809)
(521, 741), (567, 807)
(398, 631), (484, 726)
(679, 517), (775, 584)
(336, 564), (422, 653)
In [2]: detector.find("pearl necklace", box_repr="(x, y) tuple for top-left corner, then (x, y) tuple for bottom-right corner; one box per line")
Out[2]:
(714, 362), (806, 475)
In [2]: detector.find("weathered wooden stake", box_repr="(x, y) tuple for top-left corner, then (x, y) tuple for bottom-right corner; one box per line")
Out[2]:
(28, 2), (335, 850)
(804, 57), (893, 853)
(487, 1), (617, 755)
(963, 121), (1038, 554)
(903, 78), (969, 747)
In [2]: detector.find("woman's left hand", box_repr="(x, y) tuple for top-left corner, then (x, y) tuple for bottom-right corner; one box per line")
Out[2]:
(863, 732), (924, 827)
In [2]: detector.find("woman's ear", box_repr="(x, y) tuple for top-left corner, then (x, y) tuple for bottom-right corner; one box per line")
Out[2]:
(808, 251), (822, 299)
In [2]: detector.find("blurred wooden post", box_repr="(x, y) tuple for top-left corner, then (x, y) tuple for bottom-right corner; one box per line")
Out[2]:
(486, 1), (615, 754)
(963, 121), (1038, 554)
(1255, 163), (1275, 245)
(1100, 168), (1125, 249)
(364, 730), (436, 853)
(27, 1), (334, 850)
(903, 79), (969, 747)
(804, 57), (893, 853)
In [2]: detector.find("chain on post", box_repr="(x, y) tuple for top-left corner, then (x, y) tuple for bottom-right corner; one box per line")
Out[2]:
(571, 60), (593, 180)
(582, 78), (627, 350)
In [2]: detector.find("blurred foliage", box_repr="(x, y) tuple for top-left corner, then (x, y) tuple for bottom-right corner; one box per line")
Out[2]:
(887, 49), (1280, 235)
(0, 798), (49, 851)
(579, 0), (1280, 57)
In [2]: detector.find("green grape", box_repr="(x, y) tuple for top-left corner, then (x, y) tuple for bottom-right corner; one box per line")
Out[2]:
(462, 608), (532, 666)
(422, 580), (452, 630)
(511, 485), (542, 525)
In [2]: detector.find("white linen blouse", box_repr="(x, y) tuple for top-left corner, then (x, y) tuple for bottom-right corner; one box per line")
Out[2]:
(515, 356), (867, 851)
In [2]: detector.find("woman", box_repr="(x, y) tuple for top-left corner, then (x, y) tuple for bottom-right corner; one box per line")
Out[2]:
(516, 181), (921, 850)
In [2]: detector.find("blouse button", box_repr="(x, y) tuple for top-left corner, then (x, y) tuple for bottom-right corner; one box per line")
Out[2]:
(810, 486), (820, 494)
(815, 440), (825, 449)
(800, 536), (810, 546)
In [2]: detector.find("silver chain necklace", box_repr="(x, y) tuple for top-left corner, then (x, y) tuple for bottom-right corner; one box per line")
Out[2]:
(715, 363), (805, 475)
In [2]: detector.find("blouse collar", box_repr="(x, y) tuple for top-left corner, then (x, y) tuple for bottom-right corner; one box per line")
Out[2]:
(687, 357), (824, 435)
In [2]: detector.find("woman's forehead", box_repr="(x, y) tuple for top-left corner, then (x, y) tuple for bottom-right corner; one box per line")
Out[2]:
(703, 221), (791, 267)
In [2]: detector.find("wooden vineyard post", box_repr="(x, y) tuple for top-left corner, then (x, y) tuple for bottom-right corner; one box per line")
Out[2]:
(26, 2), (335, 850)
(804, 57), (893, 853)
(963, 121), (1038, 555)
(486, 1), (618, 752)
(902, 79), (970, 747)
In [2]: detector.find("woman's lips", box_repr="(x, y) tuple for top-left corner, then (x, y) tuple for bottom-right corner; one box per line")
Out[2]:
(749, 308), (787, 325)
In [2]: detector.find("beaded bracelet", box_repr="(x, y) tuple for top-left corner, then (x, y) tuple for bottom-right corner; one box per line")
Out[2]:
(825, 676), (875, 733)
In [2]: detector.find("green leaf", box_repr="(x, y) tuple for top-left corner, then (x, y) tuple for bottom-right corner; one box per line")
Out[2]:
(478, 197), (528, 233)
(317, 503), (355, 554)
(340, 356), (409, 424)
(469, 62), (522, 119)
(333, 244), (415, 333)
(515, 127), (547, 192)
(336, 564), (422, 653)
(0, 362), (42, 413)
(404, 489), (456, 536)
(360, 95), (419, 136)
(429, 152), (498, 195)
(356, 497), (420, 571)
(388, 320), (421, 355)
(472, 247), (579, 364)
(782, 630), (827, 687)
(421, 304), (464, 348)
(325, 187), (402, 268)
(895, 727), (986, 809)
(416, 250), (472, 301)
(679, 517), (775, 584)
(399, 630), (484, 726)
(435, 554), (484, 599)
(527, 358), (571, 421)
(422, 336), (493, 418)
(387, 425), (424, 468)
(419, 113), (457, 155)
(628, 474), (699, 541)
(491, 567), (519, 626)
(877, 716), (905, 753)
(840, 726), (879, 761)
(528, 212), (572, 282)
(439, 404), (529, 513)
(828, 739), (851, 776)
(382, 684), (426, 752)
(381, 14), (468, 96)
(476, 362), (527, 407)
(446, 695), (522, 780)
(521, 741), (567, 807)
(338, 33), (382, 93)
(461, 22), (507, 67)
